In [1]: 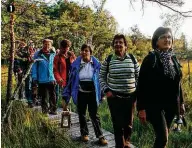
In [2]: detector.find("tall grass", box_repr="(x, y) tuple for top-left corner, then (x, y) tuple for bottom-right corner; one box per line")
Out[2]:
(1, 66), (84, 148)
(1, 101), (82, 148)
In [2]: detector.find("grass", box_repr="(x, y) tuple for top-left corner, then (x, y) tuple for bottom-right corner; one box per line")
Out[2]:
(1, 61), (192, 148)
(1, 66), (84, 148)
(1, 100), (82, 148)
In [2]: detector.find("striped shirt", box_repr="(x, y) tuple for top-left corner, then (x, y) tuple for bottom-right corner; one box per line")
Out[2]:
(99, 54), (140, 94)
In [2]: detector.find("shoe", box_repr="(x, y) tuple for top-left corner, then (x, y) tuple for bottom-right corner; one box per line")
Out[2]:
(81, 135), (89, 142)
(99, 137), (108, 145)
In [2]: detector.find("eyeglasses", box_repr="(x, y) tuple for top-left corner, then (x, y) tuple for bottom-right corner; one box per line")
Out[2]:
(158, 34), (172, 40)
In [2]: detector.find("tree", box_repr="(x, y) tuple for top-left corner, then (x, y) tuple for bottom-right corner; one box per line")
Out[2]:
(138, 0), (192, 17)
(160, 13), (184, 38)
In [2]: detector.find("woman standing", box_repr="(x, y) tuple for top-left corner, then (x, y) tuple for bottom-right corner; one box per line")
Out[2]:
(100, 34), (140, 148)
(137, 27), (185, 148)
(62, 44), (108, 145)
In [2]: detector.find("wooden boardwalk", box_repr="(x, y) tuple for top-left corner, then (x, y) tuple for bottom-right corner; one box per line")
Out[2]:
(33, 106), (136, 148)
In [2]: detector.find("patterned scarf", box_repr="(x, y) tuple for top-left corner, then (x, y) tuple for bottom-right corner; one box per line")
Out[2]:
(156, 49), (176, 79)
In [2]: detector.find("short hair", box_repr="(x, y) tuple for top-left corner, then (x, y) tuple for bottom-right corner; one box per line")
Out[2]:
(43, 38), (53, 44)
(152, 27), (173, 49)
(112, 34), (128, 47)
(81, 44), (93, 54)
(60, 39), (71, 48)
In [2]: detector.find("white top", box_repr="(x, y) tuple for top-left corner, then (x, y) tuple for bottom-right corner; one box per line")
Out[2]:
(79, 58), (94, 81)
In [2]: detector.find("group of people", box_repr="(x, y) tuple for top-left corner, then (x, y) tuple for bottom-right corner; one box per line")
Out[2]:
(14, 27), (185, 148)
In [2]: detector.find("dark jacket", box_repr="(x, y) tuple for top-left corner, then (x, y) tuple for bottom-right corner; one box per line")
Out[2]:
(136, 51), (183, 112)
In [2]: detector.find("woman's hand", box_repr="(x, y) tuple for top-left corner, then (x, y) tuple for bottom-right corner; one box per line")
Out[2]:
(138, 110), (147, 124)
(106, 91), (113, 98)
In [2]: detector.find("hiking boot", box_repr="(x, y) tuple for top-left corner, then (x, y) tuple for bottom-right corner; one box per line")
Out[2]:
(81, 135), (89, 142)
(99, 137), (108, 145)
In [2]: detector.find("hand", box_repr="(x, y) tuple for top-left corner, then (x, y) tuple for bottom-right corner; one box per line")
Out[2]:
(138, 110), (147, 124)
(180, 104), (185, 116)
(59, 79), (64, 86)
(106, 91), (113, 98)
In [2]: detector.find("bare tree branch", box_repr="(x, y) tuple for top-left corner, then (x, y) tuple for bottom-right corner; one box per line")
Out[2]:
(145, 0), (192, 17)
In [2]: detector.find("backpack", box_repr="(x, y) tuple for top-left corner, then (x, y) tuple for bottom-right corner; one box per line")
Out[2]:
(106, 54), (137, 73)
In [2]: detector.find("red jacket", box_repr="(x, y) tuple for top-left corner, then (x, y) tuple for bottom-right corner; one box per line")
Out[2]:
(53, 53), (76, 87)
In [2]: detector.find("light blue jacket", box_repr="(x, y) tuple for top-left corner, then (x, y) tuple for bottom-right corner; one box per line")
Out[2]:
(62, 56), (102, 106)
(32, 49), (55, 83)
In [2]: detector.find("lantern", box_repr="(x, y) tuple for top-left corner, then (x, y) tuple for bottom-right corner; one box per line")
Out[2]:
(61, 111), (71, 128)
(173, 116), (183, 132)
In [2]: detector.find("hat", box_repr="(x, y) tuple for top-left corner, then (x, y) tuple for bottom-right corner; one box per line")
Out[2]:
(152, 27), (173, 49)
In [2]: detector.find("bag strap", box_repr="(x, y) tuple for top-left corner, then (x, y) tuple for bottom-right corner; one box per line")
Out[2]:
(106, 54), (113, 73)
(128, 53), (137, 65)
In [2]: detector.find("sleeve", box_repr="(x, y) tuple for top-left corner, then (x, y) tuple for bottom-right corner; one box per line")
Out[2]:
(53, 55), (63, 84)
(133, 55), (140, 84)
(179, 83), (184, 104)
(136, 54), (153, 111)
(31, 54), (38, 80)
(99, 58), (110, 94)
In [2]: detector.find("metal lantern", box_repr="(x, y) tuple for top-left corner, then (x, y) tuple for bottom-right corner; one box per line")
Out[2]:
(173, 116), (183, 132)
(61, 111), (71, 128)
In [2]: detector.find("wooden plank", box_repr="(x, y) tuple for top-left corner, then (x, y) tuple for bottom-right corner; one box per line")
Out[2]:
(33, 107), (140, 148)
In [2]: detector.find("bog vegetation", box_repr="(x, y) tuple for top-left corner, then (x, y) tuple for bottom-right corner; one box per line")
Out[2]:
(1, 0), (192, 147)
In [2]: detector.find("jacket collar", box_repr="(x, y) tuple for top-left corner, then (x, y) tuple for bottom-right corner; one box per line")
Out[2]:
(72, 56), (99, 69)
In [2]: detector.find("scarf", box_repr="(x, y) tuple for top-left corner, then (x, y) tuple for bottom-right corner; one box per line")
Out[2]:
(156, 49), (176, 79)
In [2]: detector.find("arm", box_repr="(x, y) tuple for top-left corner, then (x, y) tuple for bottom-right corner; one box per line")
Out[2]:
(99, 58), (110, 94)
(136, 54), (153, 111)
(133, 56), (140, 85)
(53, 55), (63, 86)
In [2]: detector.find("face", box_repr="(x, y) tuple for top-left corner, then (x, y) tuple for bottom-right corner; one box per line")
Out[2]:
(113, 38), (127, 56)
(61, 46), (70, 54)
(81, 47), (91, 61)
(43, 41), (52, 50)
(156, 32), (172, 51)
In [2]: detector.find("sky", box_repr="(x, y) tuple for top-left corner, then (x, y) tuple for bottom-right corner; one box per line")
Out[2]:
(47, 0), (192, 42)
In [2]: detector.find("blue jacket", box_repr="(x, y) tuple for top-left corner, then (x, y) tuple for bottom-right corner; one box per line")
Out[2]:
(32, 49), (55, 83)
(62, 56), (102, 106)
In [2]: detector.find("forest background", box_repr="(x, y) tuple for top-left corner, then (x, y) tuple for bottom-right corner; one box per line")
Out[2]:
(1, 0), (192, 147)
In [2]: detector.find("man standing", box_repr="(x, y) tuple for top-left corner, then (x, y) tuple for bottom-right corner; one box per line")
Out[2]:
(32, 39), (56, 115)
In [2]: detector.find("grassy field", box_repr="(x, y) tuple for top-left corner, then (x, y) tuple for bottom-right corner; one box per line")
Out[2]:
(1, 61), (192, 148)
